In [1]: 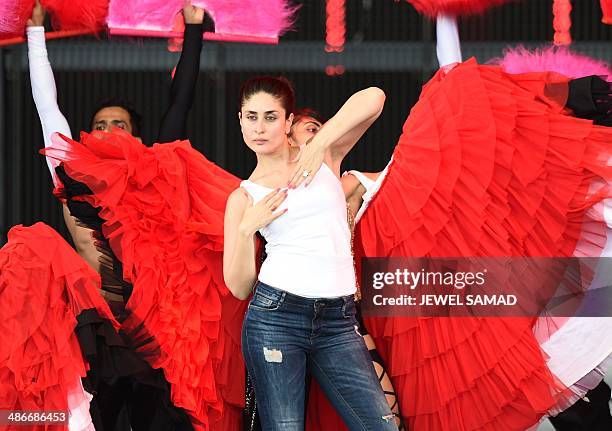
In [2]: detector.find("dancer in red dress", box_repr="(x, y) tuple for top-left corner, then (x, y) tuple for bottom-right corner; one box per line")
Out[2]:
(2, 1), (246, 430)
(352, 10), (612, 431)
(0, 223), (117, 431)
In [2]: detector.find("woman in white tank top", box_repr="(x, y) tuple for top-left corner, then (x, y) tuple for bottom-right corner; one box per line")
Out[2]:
(223, 77), (398, 430)
(289, 108), (407, 430)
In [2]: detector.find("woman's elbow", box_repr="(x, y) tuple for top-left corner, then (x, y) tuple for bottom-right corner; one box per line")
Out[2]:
(366, 86), (386, 100)
(229, 284), (251, 300)
(223, 273), (252, 300)
(363, 87), (386, 117)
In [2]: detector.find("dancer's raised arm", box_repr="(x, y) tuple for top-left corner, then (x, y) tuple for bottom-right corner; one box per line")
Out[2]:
(157, 2), (205, 142)
(27, 1), (101, 271)
(27, 0), (70, 183)
(436, 14), (462, 68)
(288, 86), (385, 187)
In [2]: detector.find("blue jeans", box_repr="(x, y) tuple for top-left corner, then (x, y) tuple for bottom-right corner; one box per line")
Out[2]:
(242, 282), (398, 431)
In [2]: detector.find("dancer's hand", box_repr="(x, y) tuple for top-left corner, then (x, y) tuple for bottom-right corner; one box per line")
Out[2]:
(239, 188), (288, 235)
(288, 137), (326, 188)
(183, 0), (205, 24)
(27, 0), (45, 27)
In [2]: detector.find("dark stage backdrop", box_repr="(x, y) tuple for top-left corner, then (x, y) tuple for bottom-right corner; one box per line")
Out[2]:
(1, 0), (611, 244)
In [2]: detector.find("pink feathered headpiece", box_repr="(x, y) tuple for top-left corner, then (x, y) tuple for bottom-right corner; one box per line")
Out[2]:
(492, 45), (612, 82)
(107, 0), (297, 42)
(404, 0), (517, 18)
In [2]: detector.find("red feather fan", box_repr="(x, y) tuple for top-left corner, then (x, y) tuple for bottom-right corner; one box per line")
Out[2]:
(405, 0), (517, 17)
(0, 0), (35, 39)
(41, 0), (109, 33)
(602, 0), (612, 24)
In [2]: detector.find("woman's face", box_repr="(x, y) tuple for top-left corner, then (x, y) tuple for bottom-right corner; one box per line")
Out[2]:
(289, 116), (323, 148)
(239, 92), (293, 155)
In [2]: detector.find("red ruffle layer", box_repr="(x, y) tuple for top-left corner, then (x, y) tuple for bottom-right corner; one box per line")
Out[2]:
(45, 132), (245, 431)
(354, 59), (611, 430)
(0, 222), (115, 430)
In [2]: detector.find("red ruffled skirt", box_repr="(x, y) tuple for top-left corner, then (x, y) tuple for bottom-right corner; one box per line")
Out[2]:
(350, 59), (611, 430)
(0, 222), (116, 430)
(44, 132), (245, 431)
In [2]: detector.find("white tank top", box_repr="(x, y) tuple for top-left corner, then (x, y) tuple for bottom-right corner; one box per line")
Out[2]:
(240, 164), (356, 298)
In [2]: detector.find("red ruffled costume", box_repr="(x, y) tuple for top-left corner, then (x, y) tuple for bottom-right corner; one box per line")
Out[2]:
(349, 59), (610, 430)
(45, 134), (245, 431)
(0, 222), (117, 430)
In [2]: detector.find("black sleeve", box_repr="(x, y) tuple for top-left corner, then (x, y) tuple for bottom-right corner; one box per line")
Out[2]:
(157, 23), (203, 143)
(566, 75), (612, 127)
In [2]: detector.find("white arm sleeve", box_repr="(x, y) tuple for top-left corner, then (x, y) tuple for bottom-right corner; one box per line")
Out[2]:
(436, 14), (462, 68)
(27, 26), (72, 185)
(342, 159), (392, 224)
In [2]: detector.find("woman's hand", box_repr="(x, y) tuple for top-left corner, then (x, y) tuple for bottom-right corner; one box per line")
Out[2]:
(27, 0), (45, 27)
(239, 188), (288, 235)
(287, 137), (327, 188)
(182, 0), (205, 25)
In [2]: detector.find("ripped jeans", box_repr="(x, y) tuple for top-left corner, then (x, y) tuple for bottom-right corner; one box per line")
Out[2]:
(242, 282), (398, 431)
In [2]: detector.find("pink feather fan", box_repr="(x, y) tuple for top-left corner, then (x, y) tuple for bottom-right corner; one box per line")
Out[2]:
(107, 0), (297, 43)
(493, 45), (612, 82)
(405, 0), (517, 18)
(0, 0), (35, 38)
